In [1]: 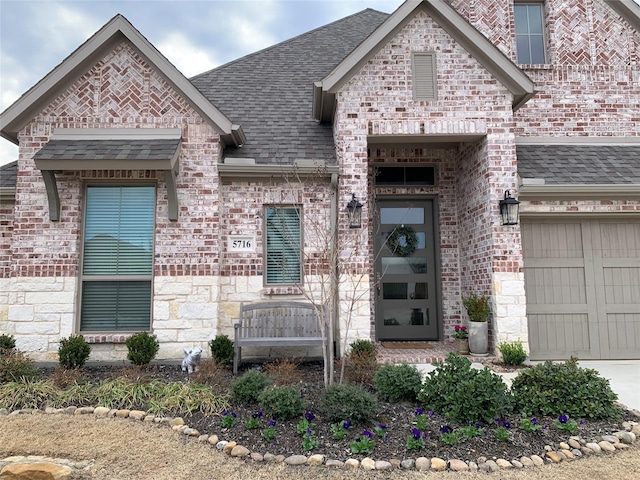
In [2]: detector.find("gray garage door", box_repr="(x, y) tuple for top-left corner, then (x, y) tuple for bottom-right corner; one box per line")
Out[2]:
(522, 218), (640, 360)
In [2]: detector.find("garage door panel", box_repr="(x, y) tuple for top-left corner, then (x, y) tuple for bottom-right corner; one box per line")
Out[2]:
(605, 314), (640, 359)
(524, 218), (640, 360)
(529, 313), (592, 360)
(524, 267), (586, 305)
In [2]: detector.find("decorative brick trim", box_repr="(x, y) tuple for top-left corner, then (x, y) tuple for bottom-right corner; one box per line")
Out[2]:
(84, 334), (132, 344)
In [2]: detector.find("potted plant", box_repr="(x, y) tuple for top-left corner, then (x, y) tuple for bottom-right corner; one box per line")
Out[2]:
(462, 293), (490, 356)
(452, 325), (469, 354)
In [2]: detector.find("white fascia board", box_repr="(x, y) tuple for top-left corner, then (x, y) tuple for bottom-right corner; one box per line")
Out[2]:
(516, 137), (640, 146)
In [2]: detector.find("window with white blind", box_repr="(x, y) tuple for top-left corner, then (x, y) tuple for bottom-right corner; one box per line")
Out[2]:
(515, 2), (547, 64)
(80, 185), (155, 331)
(265, 206), (302, 284)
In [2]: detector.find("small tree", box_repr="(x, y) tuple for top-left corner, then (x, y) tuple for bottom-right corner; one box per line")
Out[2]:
(125, 332), (159, 366)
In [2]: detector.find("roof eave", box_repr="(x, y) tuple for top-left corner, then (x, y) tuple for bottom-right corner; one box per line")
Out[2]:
(0, 14), (245, 147)
(312, 0), (536, 121)
(519, 183), (640, 201)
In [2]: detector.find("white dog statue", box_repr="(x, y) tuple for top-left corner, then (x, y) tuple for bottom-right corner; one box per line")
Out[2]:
(181, 347), (203, 374)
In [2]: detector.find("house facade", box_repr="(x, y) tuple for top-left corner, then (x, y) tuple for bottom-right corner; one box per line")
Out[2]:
(1, 0), (639, 362)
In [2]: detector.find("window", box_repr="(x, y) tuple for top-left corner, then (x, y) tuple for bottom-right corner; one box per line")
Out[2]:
(265, 206), (302, 284)
(515, 3), (546, 64)
(80, 185), (155, 331)
(412, 53), (437, 101)
(375, 166), (436, 186)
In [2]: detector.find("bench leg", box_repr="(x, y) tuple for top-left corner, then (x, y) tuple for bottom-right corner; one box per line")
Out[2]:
(233, 346), (240, 375)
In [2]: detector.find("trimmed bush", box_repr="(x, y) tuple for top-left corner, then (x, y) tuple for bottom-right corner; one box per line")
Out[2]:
(258, 385), (304, 420)
(0, 334), (16, 354)
(373, 363), (422, 403)
(58, 334), (91, 369)
(319, 383), (377, 423)
(125, 332), (159, 366)
(497, 340), (527, 365)
(344, 339), (378, 384)
(209, 335), (234, 366)
(0, 350), (39, 383)
(417, 353), (512, 424)
(231, 370), (272, 405)
(511, 358), (622, 420)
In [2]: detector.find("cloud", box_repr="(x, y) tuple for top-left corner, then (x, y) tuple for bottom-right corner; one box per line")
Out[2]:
(156, 32), (219, 77)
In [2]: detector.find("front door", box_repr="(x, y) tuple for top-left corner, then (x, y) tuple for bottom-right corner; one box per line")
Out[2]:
(374, 199), (439, 341)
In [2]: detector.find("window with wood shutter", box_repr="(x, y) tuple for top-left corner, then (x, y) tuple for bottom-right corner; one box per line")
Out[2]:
(80, 185), (155, 331)
(265, 206), (302, 284)
(412, 52), (437, 101)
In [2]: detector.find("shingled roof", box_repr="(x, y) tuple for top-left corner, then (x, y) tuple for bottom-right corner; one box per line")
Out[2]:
(190, 8), (389, 165)
(517, 144), (640, 184)
(0, 161), (17, 189)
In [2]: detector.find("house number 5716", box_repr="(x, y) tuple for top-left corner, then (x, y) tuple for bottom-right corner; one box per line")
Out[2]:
(228, 236), (255, 252)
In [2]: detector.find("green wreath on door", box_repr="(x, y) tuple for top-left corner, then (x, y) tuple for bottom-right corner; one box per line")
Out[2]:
(387, 225), (418, 256)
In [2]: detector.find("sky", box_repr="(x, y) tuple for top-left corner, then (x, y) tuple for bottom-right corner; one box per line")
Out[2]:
(0, 0), (405, 166)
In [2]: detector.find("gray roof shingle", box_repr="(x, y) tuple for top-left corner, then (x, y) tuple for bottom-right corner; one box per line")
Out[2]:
(33, 139), (180, 161)
(0, 161), (17, 188)
(517, 144), (640, 184)
(190, 8), (389, 165)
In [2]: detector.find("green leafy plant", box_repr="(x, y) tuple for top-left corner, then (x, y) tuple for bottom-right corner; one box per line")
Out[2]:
(494, 426), (510, 442)
(125, 332), (159, 366)
(319, 383), (377, 423)
(296, 411), (316, 435)
(554, 414), (579, 434)
(439, 425), (461, 445)
(374, 423), (388, 439)
(406, 428), (427, 450)
(331, 419), (351, 440)
(510, 358), (622, 421)
(373, 363), (422, 403)
(0, 350), (39, 383)
(462, 293), (490, 322)
(497, 340), (527, 365)
(231, 370), (272, 405)
(459, 422), (485, 440)
(417, 353), (512, 424)
(245, 409), (263, 429)
(258, 385), (304, 420)
(58, 334), (91, 369)
(209, 335), (234, 366)
(301, 427), (319, 451)
(350, 430), (376, 454)
(519, 415), (541, 432)
(262, 419), (277, 442)
(221, 410), (237, 428)
(0, 334), (16, 354)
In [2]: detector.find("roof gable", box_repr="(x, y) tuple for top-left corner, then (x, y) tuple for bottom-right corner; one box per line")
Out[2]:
(605, 0), (640, 32)
(313, 0), (537, 122)
(0, 14), (245, 147)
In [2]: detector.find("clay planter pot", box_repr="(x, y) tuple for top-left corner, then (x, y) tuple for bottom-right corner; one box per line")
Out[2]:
(455, 338), (469, 355)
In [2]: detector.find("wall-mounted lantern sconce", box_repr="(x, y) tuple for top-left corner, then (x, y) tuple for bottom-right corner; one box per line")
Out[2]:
(499, 190), (520, 226)
(346, 193), (363, 229)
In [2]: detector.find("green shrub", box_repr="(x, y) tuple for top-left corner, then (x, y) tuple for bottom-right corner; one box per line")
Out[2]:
(417, 353), (512, 424)
(319, 383), (377, 423)
(58, 334), (91, 369)
(497, 340), (527, 365)
(258, 385), (304, 420)
(511, 358), (622, 421)
(0, 334), (16, 354)
(345, 339), (378, 384)
(0, 349), (39, 383)
(209, 335), (234, 366)
(125, 332), (159, 366)
(231, 370), (272, 405)
(373, 363), (422, 403)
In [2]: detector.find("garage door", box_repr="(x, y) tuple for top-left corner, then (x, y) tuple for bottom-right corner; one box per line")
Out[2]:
(522, 218), (640, 360)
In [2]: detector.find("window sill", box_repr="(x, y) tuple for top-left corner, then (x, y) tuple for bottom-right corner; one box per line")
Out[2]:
(263, 286), (304, 296)
(83, 334), (133, 344)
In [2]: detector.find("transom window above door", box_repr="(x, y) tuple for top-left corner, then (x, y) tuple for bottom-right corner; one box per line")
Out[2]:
(375, 166), (436, 186)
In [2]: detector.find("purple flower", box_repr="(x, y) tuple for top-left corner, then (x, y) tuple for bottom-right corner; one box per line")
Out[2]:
(475, 422), (482, 429)
(428, 410), (434, 417)
(342, 419), (351, 430)
(267, 419), (276, 427)
(252, 409), (263, 419)
(423, 431), (429, 440)
(415, 408), (424, 416)
(223, 410), (236, 418)
(306, 427), (313, 436)
(580, 419), (586, 425)
(531, 417), (538, 425)
(305, 411), (315, 422)
(558, 414), (568, 424)
(411, 428), (421, 440)
(362, 430), (373, 439)
(503, 421), (511, 429)
(440, 425), (453, 434)
(377, 423), (387, 430)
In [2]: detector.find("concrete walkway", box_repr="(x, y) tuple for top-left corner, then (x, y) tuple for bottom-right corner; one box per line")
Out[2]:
(414, 359), (640, 412)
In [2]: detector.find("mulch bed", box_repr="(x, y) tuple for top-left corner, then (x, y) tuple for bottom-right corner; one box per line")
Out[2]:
(38, 360), (637, 464)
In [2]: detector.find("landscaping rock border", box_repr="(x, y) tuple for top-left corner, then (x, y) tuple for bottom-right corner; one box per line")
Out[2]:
(1, 405), (639, 476)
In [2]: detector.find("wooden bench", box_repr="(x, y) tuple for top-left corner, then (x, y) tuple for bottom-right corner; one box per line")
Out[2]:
(233, 301), (328, 375)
